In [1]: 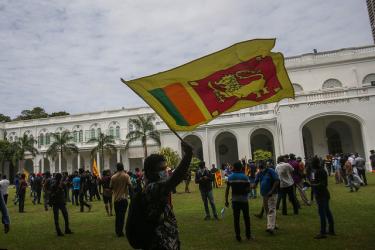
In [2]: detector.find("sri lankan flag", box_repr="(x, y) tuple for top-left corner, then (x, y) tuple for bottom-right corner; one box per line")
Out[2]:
(122, 39), (294, 131)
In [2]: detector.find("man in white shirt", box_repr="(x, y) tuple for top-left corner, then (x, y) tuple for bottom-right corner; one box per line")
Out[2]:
(0, 175), (10, 205)
(275, 156), (299, 215)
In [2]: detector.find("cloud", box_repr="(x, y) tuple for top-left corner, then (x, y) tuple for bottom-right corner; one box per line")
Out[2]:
(0, 0), (372, 118)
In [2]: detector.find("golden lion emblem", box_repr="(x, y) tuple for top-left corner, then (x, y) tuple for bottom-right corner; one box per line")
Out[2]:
(208, 72), (266, 102)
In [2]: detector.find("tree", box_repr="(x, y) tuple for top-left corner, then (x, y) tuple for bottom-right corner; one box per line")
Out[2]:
(12, 134), (38, 172)
(46, 131), (78, 173)
(15, 107), (48, 120)
(0, 114), (11, 122)
(189, 157), (201, 172)
(49, 111), (70, 117)
(87, 132), (116, 172)
(159, 147), (181, 169)
(126, 115), (160, 159)
(253, 149), (272, 162)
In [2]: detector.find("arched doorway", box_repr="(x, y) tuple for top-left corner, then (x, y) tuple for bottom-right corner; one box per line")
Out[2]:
(302, 115), (364, 158)
(215, 132), (239, 168)
(24, 159), (34, 173)
(110, 153), (117, 173)
(250, 129), (275, 160)
(183, 135), (203, 161)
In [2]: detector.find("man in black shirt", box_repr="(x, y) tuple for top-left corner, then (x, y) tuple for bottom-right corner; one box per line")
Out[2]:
(310, 157), (335, 239)
(50, 173), (73, 236)
(195, 162), (218, 220)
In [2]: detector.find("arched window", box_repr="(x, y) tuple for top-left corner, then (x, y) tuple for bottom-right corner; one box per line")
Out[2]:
(97, 128), (101, 137)
(115, 126), (120, 139)
(91, 128), (95, 139)
(362, 73), (375, 86)
(322, 79), (342, 89)
(109, 127), (114, 137)
(39, 134), (44, 146)
(9, 136), (13, 142)
(292, 83), (303, 93)
(73, 131), (78, 142)
(46, 133), (50, 144)
(79, 130), (83, 142)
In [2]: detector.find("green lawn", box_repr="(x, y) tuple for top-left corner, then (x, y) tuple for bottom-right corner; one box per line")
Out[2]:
(1, 174), (375, 250)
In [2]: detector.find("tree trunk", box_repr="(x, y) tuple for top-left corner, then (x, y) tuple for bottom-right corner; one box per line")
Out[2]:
(59, 148), (63, 173)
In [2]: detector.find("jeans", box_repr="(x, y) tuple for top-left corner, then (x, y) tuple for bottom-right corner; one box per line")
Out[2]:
(79, 192), (91, 212)
(278, 185), (299, 215)
(263, 194), (277, 230)
(114, 199), (128, 236)
(3, 194), (8, 205)
(73, 190), (79, 206)
(53, 203), (70, 233)
(357, 169), (367, 185)
(232, 201), (251, 238)
(317, 199), (334, 234)
(19, 193), (25, 212)
(200, 190), (218, 217)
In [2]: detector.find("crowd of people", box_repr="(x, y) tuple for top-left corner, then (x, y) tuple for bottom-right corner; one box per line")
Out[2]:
(0, 146), (374, 249)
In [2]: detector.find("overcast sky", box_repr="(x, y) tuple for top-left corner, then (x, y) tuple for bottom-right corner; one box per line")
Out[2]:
(0, 0), (372, 118)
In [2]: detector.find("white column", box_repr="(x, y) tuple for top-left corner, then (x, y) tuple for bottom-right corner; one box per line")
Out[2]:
(41, 155), (45, 173)
(58, 152), (62, 173)
(97, 152), (101, 174)
(117, 148), (121, 163)
(77, 152), (81, 170)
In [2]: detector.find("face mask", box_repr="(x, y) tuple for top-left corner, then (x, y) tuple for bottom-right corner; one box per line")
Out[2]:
(159, 170), (168, 181)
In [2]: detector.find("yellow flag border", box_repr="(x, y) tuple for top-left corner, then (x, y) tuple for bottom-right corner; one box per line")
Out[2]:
(122, 39), (294, 131)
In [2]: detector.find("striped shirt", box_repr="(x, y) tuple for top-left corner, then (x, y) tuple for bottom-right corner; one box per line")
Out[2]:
(227, 172), (250, 202)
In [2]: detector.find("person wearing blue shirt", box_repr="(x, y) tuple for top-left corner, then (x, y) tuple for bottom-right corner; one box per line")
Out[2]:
(225, 161), (252, 242)
(72, 172), (81, 206)
(254, 160), (280, 235)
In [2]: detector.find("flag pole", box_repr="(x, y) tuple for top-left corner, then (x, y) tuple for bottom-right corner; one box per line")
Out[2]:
(170, 129), (184, 142)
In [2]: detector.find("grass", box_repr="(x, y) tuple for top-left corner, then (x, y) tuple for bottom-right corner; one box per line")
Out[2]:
(1, 174), (375, 250)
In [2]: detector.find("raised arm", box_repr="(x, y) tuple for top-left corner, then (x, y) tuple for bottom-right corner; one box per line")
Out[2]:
(165, 141), (193, 191)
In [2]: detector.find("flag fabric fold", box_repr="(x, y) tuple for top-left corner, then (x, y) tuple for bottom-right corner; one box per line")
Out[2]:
(92, 159), (100, 177)
(123, 39), (294, 131)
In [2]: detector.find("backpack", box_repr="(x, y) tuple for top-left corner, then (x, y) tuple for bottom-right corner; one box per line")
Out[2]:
(126, 190), (159, 249)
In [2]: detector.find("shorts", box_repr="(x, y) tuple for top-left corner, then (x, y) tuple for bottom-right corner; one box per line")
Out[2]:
(103, 195), (112, 204)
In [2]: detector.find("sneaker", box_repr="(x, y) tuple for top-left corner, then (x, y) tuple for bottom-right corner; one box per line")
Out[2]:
(314, 234), (327, 239)
(204, 216), (211, 221)
(65, 229), (73, 234)
(236, 236), (242, 242)
(57, 232), (64, 237)
(265, 229), (274, 235)
(88, 205), (92, 212)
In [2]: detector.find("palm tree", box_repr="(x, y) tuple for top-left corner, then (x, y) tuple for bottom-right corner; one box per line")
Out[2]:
(13, 134), (38, 172)
(87, 132), (116, 171)
(126, 114), (160, 159)
(47, 131), (78, 173)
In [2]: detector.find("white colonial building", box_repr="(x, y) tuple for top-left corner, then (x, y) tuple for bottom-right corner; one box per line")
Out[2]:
(1, 45), (375, 179)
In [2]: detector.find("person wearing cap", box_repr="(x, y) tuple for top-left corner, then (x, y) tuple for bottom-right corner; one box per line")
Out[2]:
(225, 161), (252, 242)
